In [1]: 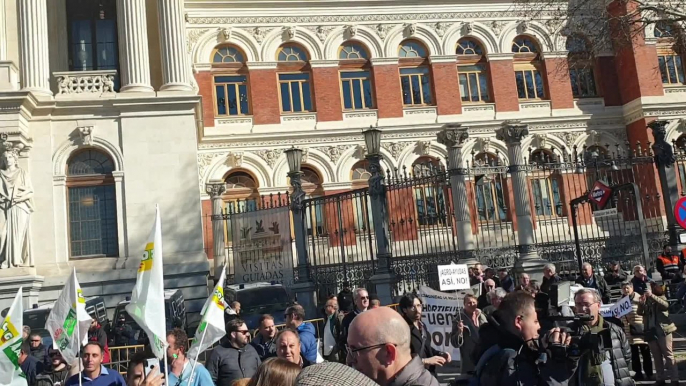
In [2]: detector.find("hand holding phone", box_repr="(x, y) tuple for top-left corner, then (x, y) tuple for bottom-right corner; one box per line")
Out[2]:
(145, 358), (160, 377)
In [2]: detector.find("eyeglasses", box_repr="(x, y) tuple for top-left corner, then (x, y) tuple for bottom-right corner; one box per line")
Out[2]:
(236, 330), (251, 335)
(359, 296), (369, 300)
(346, 343), (396, 359)
(30, 340), (41, 343)
(574, 302), (598, 310)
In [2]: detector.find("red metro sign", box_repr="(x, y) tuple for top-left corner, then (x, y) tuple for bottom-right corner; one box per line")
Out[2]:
(588, 180), (613, 209)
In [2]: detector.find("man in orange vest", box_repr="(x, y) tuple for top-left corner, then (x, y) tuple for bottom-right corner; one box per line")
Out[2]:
(657, 245), (683, 282)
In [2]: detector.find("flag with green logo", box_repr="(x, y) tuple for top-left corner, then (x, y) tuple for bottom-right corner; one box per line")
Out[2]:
(46, 268), (92, 364)
(0, 287), (27, 386)
(188, 266), (226, 359)
(126, 205), (168, 359)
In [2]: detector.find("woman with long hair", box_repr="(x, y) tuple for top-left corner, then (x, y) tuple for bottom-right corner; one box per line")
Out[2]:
(639, 282), (678, 385)
(247, 357), (300, 386)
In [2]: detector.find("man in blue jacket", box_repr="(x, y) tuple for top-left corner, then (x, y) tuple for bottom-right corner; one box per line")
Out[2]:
(285, 304), (318, 363)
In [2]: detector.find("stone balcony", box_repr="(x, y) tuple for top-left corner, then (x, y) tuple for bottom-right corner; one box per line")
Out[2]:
(53, 70), (117, 96)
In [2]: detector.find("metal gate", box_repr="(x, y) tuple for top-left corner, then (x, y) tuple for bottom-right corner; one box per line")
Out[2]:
(570, 182), (650, 272)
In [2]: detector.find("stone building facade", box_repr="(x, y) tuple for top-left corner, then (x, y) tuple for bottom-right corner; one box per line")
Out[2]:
(0, 0), (209, 312)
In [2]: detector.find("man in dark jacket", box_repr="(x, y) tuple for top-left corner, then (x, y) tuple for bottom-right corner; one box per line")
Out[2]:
(473, 291), (579, 386)
(88, 319), (110, 363)
(340, 288), (369, 354)
(347, 307), (439, 386)
(604, 261), (628, 286)
(576, 263), (611, 304)
(573, 288), (633, 386)
(321, 298), (344, 363)
(28, 333), (48, 366)
(398, 293), (450, 374)
(541, 263), (562, 294)
(477, 279), (496, 309)
(498, 268), (515, 292)
(250, 314), (277, 360)
(337, 282), (354, 314)
(19, 339), (44, 386)
(206, 318), (261, 386)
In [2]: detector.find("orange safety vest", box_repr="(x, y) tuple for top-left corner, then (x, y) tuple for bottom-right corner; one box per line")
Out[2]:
(658, 254), (680, 273)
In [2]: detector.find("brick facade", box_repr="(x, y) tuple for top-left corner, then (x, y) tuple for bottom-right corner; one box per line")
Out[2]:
(488, 59), (520, 112)
(371, 64), (404, 118)
(312, 66), (344, 122)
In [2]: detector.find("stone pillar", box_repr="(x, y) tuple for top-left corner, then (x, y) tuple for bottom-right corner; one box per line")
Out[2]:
(650, 120), (685, 254)
(496, 121), (547, 282)
(437, 124), (477, 265)
(0, 0), (6, 60)
(206, 183), (226, 281)
(157, 0), (192, 91)
(19, 0), (51, 95)
(116, 0), (153, 92)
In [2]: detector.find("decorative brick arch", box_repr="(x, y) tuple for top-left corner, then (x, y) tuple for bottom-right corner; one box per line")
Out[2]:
(499, 21), (555, 53)
(443, 22), (499, 55)
(192, 28), (260, 65)
(323, 25), (384, 60)
(384, 23), (443, 57)
(260, 27), (324, 61)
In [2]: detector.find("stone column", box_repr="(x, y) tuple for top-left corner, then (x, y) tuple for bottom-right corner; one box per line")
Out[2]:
(19, 0), (51, 96)
(157, 0), (192, 91)
(116, 0), (153, 92)
(0, 0), (6, 60)
(206, 183), (226, 281)
(650, 120), (684, 257)
(496, 121), (547, 281)
(437, 124), (477, 265)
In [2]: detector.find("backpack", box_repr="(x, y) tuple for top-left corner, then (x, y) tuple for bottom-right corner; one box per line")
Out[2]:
(468, 345), (516, 386)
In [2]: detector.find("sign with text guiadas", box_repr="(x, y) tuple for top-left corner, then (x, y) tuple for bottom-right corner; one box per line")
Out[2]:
(231, 206), (294, 286)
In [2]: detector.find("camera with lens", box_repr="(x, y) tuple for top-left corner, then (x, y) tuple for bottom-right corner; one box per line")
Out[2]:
(546, 314), (612, 358)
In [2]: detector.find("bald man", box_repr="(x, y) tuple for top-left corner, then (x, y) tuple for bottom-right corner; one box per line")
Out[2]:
(347, 307), (439, 386)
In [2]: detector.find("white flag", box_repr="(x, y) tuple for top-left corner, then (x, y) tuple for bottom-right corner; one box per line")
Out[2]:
(0, 287), (27, 386)
(126, 205), (168, 358)
(188, 266), (227, 359)
(46, 268), (92, 363)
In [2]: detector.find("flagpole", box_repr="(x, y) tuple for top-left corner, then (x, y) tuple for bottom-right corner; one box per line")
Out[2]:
(188, 326), (208, 385)
(74, 268), (83, 386)
(164, 349), (171, 386)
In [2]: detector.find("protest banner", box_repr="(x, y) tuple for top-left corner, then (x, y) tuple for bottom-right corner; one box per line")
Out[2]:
(437, 264), (470, 291)
(599, 296), (633, 319)
(417, 285), (469, 361)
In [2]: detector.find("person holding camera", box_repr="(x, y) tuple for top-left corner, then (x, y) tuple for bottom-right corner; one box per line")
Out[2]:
(470, 291), (579, 385)
(573, 288), (633, 386)
(639, 282), (678, 386)
(620, 282), (653, 381)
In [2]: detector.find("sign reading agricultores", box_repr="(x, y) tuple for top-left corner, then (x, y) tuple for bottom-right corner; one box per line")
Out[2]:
(231, 206), (294, 286)
(437, 264), (470, 291)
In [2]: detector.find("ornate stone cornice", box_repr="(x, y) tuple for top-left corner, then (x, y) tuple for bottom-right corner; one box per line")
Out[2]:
(186, 11), (552, 25)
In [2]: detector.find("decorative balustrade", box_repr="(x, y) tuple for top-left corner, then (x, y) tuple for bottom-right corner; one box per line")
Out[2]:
(53, 70), (117, 95)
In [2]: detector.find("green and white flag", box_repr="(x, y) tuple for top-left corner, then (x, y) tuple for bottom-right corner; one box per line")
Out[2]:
(188, 266), (227, 359)
(0, 287), (27, 386)
(46, 268), (92, 363)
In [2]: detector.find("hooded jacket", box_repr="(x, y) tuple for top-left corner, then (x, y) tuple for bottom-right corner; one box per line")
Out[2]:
(297, 322), (318, 363)
(473, 312), (579, 386)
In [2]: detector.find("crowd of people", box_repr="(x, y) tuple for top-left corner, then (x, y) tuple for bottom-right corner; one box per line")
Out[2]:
(14, 252), (686, 386)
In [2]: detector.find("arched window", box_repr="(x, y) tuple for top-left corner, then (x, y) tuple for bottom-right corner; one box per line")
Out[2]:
(512, 36), (546, 100)
(529, 149), (563, 218)
(398, 40), (433, 107)
(567, 35), (598, 98)
(350, 160), (374, 231)
(212, 45), (250, 116)
(301, 166), (325, 236)
(456, 38), (490, 103)
(412, 157), (447, 226)
(277, 44), (314, 113)
(339, 42), (374, 110)
(655, 22), (685, 85)
(66, 149), (118, 258)
(224, 170), (259, 212)
(473, 153), (507, 223)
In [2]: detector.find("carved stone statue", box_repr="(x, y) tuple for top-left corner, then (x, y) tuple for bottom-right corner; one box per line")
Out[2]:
(0, 140), (33, 268)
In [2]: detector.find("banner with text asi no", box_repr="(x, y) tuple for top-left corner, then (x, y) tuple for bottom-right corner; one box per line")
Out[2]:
(417, 285), (464, 361)
(231, 206), (294, 286)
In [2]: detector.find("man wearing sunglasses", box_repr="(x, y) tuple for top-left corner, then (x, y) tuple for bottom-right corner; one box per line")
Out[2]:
(206, 318), (261, 386)
(340, 288), (370, 355)
(347, 307), (439, 386)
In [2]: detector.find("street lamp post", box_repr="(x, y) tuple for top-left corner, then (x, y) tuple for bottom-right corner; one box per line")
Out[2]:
(363, 126), (395, 305)
(650, 120), (684, 254)
(284, 146), (317, 318)
(363, 126), (391, 273)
